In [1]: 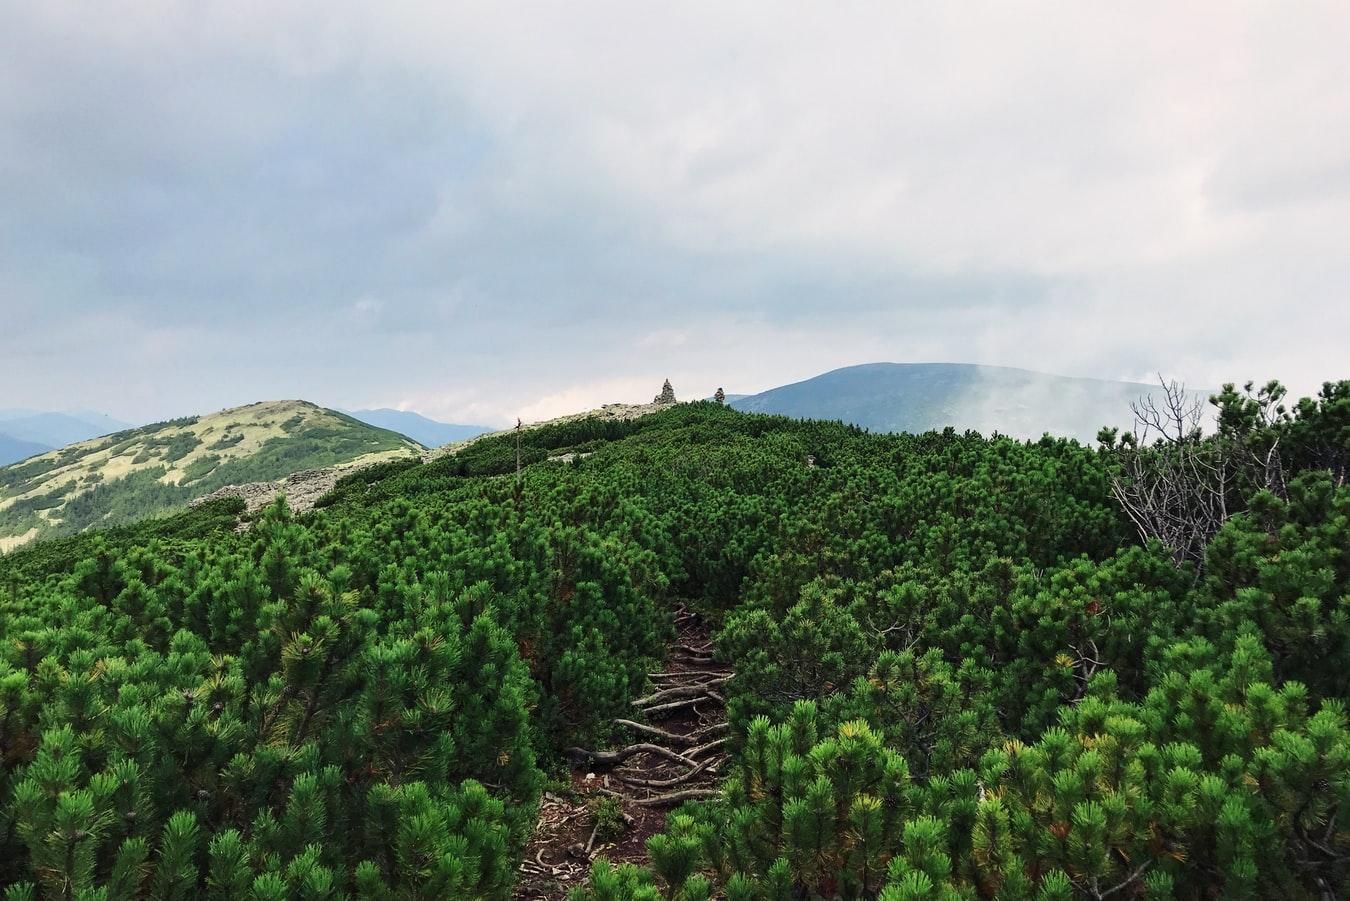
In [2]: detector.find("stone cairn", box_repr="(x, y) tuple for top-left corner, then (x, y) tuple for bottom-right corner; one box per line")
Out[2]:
(714, 387), (726, 405)
(653, 379), (677, 405)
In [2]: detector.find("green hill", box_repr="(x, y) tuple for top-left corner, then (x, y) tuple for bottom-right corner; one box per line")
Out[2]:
(731, 362), (1206, 440)
(0, 399), (421, 548)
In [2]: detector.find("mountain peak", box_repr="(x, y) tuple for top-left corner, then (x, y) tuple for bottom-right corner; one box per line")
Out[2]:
(0, 400), (421, 549)
(730, 362), (1205, 441)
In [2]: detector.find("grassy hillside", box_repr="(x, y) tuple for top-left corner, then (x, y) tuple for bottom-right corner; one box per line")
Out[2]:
(731, 362), (1207, 440)
(0, 399), (421, 547)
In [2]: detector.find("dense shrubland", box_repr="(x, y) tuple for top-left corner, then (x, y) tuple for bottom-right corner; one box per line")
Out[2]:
(0, 380), (1346, 899)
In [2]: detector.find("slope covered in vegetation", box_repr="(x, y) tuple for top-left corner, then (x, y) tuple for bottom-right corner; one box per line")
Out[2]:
(0, 400), (421, 547)
(0, 380), (1346, 899)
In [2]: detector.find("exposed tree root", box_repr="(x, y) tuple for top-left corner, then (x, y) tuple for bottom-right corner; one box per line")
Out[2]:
(631, 677), (731, 707)
(631, 788), (722, 807)
(616, 756), (720, 789)
(516, 607), (732, 899)
(636, 690), (726, 714)
(611, 718), (701, 746)
(673, 642), (713, 654)
(687, 736), (728, 759)
(567, 743), (697, 769)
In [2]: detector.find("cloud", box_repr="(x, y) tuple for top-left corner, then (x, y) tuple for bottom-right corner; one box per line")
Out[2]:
(0, 1), (1346, 426)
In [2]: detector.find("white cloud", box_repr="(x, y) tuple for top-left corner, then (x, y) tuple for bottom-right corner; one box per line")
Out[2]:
(1, 1), (1346, 420)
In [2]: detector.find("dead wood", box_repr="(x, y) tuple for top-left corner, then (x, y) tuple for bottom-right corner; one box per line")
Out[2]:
(673, 642), (712, 654)
(611, 719), (699, 746)
(642, 693), (724, 716)
(632, 678), (731, 707)
(617, 757), (720, 789)
(567, 743), (697, 769)
(631, 788), (721, 807)
(647, 670), (730, 680)
(687, 736), (728, 758)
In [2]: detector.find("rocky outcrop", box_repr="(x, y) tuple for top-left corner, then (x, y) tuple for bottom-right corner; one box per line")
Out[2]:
(546, 451), (594, 464)
(714, 388), (726, 405)
(653, 379), (676, 405)
(189, 460), (382, 517)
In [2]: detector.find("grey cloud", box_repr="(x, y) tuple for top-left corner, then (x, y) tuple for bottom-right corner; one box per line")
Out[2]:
(1, 2), (1346, 426)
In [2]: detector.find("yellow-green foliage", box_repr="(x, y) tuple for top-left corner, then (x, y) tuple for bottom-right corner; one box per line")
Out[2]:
(0, 400), (421, 543)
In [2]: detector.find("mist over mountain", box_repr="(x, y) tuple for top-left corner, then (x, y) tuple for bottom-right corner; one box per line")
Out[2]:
(0, 434), (51, 467)
(729, 363), (1205, 442)
(0, 410), (137, 466)
(0, 410), (136, 449)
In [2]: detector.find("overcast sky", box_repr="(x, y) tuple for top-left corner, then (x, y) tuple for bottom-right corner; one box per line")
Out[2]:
(2, 2), (1347, 426)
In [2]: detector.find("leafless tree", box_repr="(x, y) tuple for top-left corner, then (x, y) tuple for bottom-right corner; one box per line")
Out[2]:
(1109, 377), (1231, 569)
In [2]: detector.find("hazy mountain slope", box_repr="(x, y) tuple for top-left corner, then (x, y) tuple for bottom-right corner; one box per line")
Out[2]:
(0, 400), (421, 548)
(730, 363), (1204, 441)
(346, 408), (491, 447)
(0, 410), (135, 447)
(0, 434), (52, 467)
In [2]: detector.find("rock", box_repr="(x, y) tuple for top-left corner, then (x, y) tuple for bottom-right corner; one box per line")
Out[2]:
(547, 452), (594, 464)
(714, 387), (726, 405)
(653, 379), (676, 405)
(188, 458), (407, 519)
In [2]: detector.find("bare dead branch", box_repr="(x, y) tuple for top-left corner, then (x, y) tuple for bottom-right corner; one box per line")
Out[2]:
(616, 756), (720, 789)
(567, 743), (697, 769)
(631, 788), (721, 807)
(632, 677), (732, 707)
(611, 719), (700, 747)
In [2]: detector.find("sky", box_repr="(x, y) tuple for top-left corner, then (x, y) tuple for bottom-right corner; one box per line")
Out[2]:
(2, 2), (1347, 427)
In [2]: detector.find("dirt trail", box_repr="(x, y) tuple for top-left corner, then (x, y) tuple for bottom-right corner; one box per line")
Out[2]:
(515, 606), (731, 900)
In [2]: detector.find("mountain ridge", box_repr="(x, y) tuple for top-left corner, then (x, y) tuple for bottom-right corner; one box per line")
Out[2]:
(0, 410), (135, 460)
(344, 408), (492, 447)
(729, 362), (1208, 441)
(0, 399), (421, 548)
(0, 434), (52, 467)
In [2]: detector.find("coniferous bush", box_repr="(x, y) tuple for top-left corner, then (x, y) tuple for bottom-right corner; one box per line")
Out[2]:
(0, 380), (1346, 897)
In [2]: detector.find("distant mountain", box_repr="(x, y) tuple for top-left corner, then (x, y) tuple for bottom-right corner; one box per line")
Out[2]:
(0, 400), (422, 549)
(730, 363), (1206, 441)
(0, 434), (52, 467)
(0, 410), (135, 448)
(345, 409), (492, 447)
